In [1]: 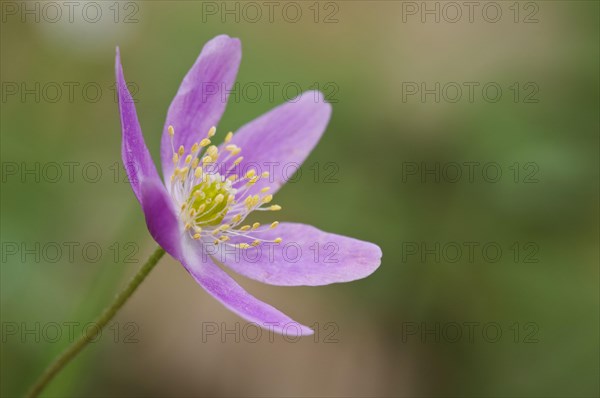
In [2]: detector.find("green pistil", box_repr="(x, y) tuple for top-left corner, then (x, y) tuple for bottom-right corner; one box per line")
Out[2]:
(190, 180), (230, 226)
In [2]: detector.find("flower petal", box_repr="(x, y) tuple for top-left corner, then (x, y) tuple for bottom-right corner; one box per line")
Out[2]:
(139, 180), (312, 336)
(220, 90), (332, 196)
(217, 223), (382, 286)
(139, 179), (183, 259)
(161, 35), (242, 182)
(115, 47), (161, 203)
(180, 239), (314, 336)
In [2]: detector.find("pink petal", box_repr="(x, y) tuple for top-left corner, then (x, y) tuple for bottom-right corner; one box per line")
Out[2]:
(115, 47), (161, 203)
(180, 239), (314, 335)
(219, 91), (332, 197)
(217, 223), (382, 286)
(139, 180), (312, 336)
(139, 179), (183, 259)
(161, 35), (241, 182)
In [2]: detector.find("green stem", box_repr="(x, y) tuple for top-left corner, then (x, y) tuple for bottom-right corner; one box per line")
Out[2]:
(26, 246), (166, 398)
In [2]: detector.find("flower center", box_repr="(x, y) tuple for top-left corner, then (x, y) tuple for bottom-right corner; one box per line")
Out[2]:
(168, 126), (282, 249)
(188, 174), (233, 227)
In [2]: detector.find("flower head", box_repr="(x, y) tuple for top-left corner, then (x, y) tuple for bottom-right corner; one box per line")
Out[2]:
(115, 35), (381, 335)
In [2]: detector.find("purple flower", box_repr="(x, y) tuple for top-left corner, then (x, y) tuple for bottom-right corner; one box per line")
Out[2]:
(115, 35), (381, 335)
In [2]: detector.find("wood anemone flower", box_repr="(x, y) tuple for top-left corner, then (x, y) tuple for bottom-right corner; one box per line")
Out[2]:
(115, 35), (382, 335)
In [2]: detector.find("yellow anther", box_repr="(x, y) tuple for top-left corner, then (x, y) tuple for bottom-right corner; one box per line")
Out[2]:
(240, 225), (251, 231)
(197, 204), (206, 213)
(263, 194), (273, 203)
(194, 167), (203, 179)
(193, 233), (201, 240)
(191, 158), (199, 169)
(179, 167), (189, 175)
(207, 145), (218, 157)
(270, 205), (282, 211)
(233, 156), (243, 165)
(214, 194), (224, 204)
(219, 236), (230, 242)
(225, 132), (233, 143)
(251, 240), (261, 247)
(270, 221), (279, 229)
(245, 169), (256, 179)
(185, 155), (192, 164)
(247, 176), (259, 186)
(220, 224), (231, 231)
(260, 187), (270, 193)
(200, 138), (211, 147)
(172, 153), (179, 165)
(191, 143), (200, 153)
(202, 156), (212, 165)
(184, 223), (192, 231)
(238, 243), (250, 249)
(274, 237), (282, 244)
(227, 174), (238, 182)
(178, 145), (185, 156)
(208, 126), (216, 137)
(245, 196), (258, 209)
(168, 125), (175, 137)
(231, 214), (242, 223)
(252, 222), (260, 230)
(261, 171), (270, 178)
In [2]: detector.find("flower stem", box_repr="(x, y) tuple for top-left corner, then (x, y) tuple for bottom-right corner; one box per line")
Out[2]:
(26, 246), (166, 398)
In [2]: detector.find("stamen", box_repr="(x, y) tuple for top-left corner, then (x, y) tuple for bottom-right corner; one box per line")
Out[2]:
(168, 125), (280, 247)
(200, 138), (211, 147)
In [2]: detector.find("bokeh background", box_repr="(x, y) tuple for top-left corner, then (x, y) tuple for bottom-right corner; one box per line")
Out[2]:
(1, 1), (598, 397)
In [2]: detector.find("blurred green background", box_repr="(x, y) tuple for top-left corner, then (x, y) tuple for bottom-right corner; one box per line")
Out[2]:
(1, 1), (598, 397)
